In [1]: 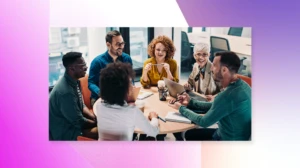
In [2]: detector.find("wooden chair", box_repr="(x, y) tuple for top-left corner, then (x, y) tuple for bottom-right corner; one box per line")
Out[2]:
(79, 74), (93, 112)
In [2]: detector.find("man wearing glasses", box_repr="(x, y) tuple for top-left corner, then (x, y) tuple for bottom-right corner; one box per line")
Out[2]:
(184, 43), (221, 102)
(49, 52), (98, 140)
(88, 30), (133, 107)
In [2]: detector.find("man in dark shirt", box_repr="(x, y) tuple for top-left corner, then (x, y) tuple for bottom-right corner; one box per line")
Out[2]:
(88, 30), (133, 107)
(49, 52), (98, 140)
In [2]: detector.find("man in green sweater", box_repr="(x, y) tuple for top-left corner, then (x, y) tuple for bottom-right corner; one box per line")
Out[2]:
(169, 51), (251, 140)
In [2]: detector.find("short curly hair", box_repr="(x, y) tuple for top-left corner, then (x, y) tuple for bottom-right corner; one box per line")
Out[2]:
(99, 62), (135, 106)
(148, 35), (176, 60)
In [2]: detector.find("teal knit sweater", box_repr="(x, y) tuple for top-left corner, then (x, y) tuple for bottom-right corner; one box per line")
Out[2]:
(179, 78), (251, 140)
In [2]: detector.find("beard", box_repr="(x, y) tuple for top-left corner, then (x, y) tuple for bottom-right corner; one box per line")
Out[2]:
(116, 49), (122, 56)
(110, 46), (123, 56)
(213, 69), (223, 82)
(75, 71), (85, 79)
(115, 48), (123, 56)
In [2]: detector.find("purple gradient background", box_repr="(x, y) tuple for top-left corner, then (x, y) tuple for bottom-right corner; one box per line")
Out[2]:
(0, 0), (299, 168)
(177, 0), (300, 168)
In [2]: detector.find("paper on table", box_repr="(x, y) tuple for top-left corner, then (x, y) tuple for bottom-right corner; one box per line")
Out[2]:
(165, 112), (192, 124)
(137, 91), (153, 100)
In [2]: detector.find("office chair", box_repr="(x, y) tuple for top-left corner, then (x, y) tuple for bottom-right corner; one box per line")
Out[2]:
(236, 74), (251, 87)
(79, 74), (93, 112)
(228, 27), (243, 37)
(181, 31), (194, 71)
(210, 36), (231, 62)
(210, 36), (248, 76)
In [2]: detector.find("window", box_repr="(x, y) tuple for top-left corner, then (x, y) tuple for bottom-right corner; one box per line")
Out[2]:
(49, 27), (89, 86)
(49, 27), (154, 87)
(129, 28), (148, 70)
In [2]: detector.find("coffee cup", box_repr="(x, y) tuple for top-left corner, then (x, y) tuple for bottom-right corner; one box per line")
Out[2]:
(158, 80), (165, 88)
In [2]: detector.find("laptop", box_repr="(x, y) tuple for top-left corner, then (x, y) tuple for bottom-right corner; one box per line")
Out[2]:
(163, 78), (207, 102)
(126, 86), (141, 103)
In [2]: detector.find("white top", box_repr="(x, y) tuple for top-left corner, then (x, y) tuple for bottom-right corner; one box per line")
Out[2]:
(96, 101), (159, 141)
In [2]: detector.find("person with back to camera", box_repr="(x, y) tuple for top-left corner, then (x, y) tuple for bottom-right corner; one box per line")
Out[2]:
(95, 62), (160, 141)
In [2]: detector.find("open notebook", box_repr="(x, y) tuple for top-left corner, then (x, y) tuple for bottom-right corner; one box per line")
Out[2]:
(165, 112), (192, 124)
(137, 90), (153, 100)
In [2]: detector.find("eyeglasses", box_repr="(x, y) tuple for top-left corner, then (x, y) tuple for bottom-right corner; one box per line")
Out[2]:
(194, 53), (208, 57)
(115, 42), (126, 47)
(73, 63), (87, 69)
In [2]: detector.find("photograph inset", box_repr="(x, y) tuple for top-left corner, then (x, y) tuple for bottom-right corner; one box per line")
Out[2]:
(49, 27), (251, 141)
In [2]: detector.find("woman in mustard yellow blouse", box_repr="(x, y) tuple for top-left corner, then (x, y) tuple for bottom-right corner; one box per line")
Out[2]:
(140, 35), (179, 88)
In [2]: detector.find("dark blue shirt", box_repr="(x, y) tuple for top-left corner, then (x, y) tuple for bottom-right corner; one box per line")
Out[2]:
(88, 50), (133, 100)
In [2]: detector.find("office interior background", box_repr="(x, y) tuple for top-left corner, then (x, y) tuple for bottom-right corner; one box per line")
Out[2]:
(49, 27), (252, 89)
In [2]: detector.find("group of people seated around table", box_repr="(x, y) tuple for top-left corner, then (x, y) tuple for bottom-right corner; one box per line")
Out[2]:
(49, 30), (251, 141)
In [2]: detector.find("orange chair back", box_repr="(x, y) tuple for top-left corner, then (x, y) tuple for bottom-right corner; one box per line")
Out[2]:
(237, 74), (251, 87)
(79, 74), (92, 110)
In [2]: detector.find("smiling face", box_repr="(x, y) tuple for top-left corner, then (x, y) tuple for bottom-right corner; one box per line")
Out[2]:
(66, 56), (88, 79)
(72, 57), (88, 79)
(154, 42), (167, 62)
(194, 50), (209, 68)
(107, 35), (125, 57)
(193, 43), (211, 68)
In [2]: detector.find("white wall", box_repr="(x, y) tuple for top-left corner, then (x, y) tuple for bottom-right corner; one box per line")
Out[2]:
(223, 27), (230, 34)
(154, 27), (172, 39)
(173, 27), (182, 79)
(86, 28), (107, 72)
(206, 27), (251, 38)
(242, 27), (251, 38)
(210, 27), (225, 35)
(192, 28), (204, 33)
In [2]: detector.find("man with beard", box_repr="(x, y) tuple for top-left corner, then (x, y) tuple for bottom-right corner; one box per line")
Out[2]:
(88, 30), (133, 107)
(184, 43), (221, 102)
(49, 52), (98, 140)
(169, 51), (251, 141)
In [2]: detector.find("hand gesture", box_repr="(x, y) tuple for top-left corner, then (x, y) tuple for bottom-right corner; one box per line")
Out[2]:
(177, 92), (190, 106)
(144, 63), (152, 72)
(163, 63), (170, 73)
(183, 83), (192, 91)
(148, 111), (158, 120)
(205, 95), (216, 102)
(168, 100), (182, 110)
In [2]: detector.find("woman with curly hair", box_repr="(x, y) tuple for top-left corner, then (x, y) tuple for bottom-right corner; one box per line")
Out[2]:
(96, 62), (159, 141)
(140, 35), (179, 88)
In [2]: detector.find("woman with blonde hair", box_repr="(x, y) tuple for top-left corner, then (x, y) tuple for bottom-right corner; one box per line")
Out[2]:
(184, 43), (221, 102)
